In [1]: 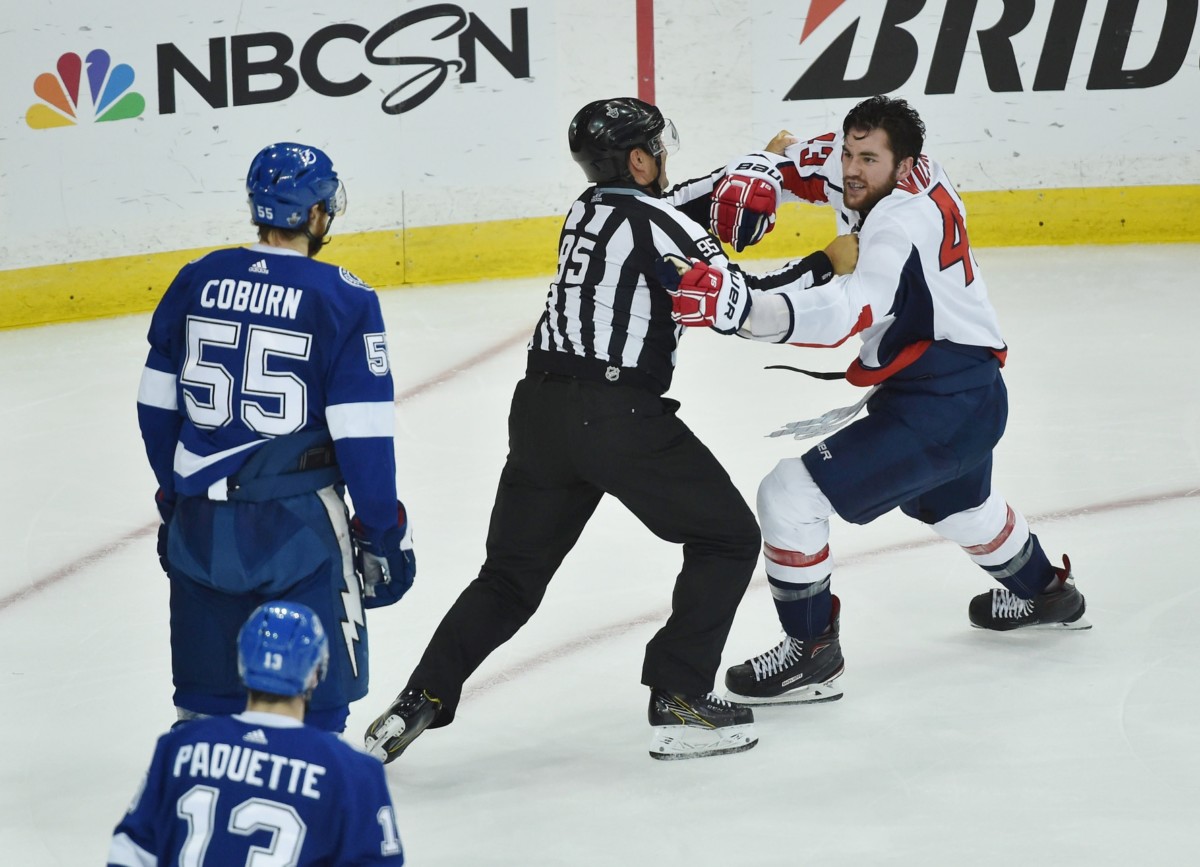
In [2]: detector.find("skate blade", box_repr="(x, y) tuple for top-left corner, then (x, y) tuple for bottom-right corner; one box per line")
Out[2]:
(648, 723), (758, 760)
(724, 679), (844, 707)
(364, 714), (406, 762)
(970, 614), (1093, 632)
(1027, 614), (1093, 631)
(1060, 614), (1092, 630)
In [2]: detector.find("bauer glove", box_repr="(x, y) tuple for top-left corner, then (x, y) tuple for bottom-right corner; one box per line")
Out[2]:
(710, 153), (784, 252)
(656, 255), (751, 334)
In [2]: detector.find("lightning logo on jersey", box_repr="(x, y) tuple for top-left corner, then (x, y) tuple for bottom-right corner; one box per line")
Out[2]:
(320, 486), (366, 678)
(340, 574), (366, 679)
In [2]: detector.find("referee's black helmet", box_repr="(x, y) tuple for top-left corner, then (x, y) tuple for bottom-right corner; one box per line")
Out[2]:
(568, 97), (674, 185)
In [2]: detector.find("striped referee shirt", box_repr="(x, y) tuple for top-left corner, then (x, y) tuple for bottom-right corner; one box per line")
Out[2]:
(528, 175), (836, 394)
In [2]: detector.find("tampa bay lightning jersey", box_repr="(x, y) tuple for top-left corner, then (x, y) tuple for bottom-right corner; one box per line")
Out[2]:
(107, 711), (404, 866)
(137, 244), (398, 531)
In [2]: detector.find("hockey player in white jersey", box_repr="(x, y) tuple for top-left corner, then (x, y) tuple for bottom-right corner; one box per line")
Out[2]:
(665, 95), (1089, 706)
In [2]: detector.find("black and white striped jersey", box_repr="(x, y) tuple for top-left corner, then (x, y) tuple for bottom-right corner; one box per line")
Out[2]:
(527, 176), (837, 394)
(527, 179), (727, 394)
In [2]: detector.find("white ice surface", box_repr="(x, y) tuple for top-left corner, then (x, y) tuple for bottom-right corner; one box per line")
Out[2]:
(1, 245), (1198, 866)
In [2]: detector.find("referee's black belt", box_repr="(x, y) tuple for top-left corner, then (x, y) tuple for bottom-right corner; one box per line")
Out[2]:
(526, 349), (666, 395)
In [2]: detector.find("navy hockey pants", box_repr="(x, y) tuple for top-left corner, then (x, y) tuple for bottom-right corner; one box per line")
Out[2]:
(804, 375), (1008, 527)
(167, 487), (367, 732)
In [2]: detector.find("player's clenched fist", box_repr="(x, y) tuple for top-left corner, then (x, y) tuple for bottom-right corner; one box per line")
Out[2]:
(710, 153), (784, 253)
(657, 255), (751, 334)
(825, 233), (859, 275)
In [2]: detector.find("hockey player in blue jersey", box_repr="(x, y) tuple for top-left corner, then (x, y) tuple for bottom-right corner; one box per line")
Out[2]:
(107, 601), (405, 866)
(136, 142), (416, 733)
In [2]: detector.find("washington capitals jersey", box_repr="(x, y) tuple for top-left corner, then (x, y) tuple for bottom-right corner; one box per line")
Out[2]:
(136, 244), (398, 531)
(107, 711), (404, 866)
(764, 132), (1007, 385)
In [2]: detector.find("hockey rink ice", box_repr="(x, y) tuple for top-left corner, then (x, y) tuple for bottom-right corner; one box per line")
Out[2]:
(1, 244), (1197, 866)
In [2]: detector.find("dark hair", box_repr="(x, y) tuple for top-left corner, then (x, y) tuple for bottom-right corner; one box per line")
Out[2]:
(843, 96), (925, 163)
(256, 222), (307, 242)
(247, 688), (301, 706)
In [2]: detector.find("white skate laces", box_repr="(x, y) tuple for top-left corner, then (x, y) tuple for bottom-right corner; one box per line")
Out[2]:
(749, 636), (805, 680)
(990, 589), (1035, 619)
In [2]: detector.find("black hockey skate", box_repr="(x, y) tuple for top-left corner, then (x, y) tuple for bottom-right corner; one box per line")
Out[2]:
(969, 555), (1091, 631)
(724, 596), (845, 706)
(647, 690), (758, 760)
(363, 688), (441, 764)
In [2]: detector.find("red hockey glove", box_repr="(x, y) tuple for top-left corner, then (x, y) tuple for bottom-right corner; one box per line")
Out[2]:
(710, 153), (784, 252)
(658, 255), (751, 334)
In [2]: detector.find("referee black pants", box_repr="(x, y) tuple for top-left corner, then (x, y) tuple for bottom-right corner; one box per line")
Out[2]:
(408, 372), (760, 726)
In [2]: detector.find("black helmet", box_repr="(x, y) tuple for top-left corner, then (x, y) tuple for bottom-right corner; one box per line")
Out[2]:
(568, 97), (674, 185)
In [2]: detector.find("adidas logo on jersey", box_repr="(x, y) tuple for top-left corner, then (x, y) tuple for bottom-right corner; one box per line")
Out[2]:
(242, 728), (269, 745)
(249, 259), (270, 275)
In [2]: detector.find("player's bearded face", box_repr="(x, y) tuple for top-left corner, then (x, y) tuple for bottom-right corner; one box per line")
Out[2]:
(307, 231), (326, 257)
(841, 127), (904, 214)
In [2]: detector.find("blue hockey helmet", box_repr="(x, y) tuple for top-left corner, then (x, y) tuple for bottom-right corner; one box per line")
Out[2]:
(237, 601), (330, 697)
(568, 97), (679, 185)
(246, 142), (347, 230)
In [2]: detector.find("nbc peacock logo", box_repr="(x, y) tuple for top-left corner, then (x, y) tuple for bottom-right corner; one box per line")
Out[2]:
(26, 49), (145, 129)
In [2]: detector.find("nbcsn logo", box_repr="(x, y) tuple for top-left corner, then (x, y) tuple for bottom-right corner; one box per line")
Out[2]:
(27, 49), (145, 129)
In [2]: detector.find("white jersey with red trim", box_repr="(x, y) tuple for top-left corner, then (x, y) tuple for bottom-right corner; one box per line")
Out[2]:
(753, 132), (1006, 385)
